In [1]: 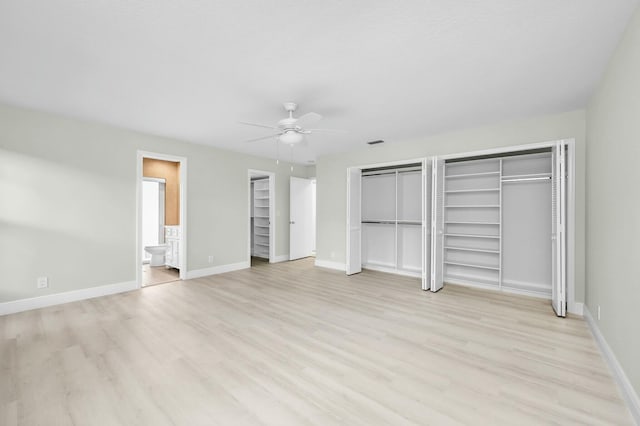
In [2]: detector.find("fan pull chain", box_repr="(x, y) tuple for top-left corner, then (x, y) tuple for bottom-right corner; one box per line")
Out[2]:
(275, 138), (280, 165)
(290, 145), (294, 172)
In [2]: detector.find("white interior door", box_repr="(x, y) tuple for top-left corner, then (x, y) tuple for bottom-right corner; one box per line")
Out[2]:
(422, 158), (432, 290)
(430, 158), (444, 292)
(551, 143), (567, 317)
(290, 177), (314, 260)
(346, 167), (362, 275)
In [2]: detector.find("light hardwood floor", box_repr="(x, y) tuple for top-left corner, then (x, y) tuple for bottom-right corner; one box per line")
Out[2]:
(0, 258), (632, 425)
(142, 264), (180, 287)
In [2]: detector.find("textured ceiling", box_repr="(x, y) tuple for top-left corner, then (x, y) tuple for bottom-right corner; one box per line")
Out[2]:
(0, 0), (637, 163)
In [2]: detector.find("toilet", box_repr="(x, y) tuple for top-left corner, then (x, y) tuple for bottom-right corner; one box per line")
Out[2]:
(144, 245), (169, 267)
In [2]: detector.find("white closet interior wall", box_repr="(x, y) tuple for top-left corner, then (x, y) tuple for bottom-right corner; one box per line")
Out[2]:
(361, 164), (422, 277)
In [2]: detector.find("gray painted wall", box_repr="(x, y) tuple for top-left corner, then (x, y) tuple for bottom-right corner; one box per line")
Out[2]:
(315, 110), (587, 303)
(0, 103), (311, 303)
(586, 6), (640, 399)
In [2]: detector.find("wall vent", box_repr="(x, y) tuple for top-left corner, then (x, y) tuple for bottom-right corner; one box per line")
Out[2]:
(367, 140), (384, 145)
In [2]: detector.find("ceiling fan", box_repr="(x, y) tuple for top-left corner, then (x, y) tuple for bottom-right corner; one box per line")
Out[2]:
(240, 102), (339, 145)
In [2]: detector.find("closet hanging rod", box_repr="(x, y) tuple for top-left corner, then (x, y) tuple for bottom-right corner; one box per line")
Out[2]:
(362, 168), (422, 177)
(362, 220), (397, 225)
(501, 176), (551, 183)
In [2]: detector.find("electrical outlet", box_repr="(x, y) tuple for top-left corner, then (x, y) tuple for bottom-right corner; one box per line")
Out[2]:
(597, 305), (601, 320)
(208, 255), (214, 264)
(37, 276), (48, 289)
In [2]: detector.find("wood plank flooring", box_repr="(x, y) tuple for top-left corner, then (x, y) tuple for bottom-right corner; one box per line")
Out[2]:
(0, 258), (632, 425)
(142, 264), (180, 287)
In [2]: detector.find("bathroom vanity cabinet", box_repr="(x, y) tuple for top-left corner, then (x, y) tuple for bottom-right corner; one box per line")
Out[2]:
(165, 225), (181, 270)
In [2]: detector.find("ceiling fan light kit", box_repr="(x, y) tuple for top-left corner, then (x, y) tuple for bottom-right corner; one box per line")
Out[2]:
(279, 130), (304, 145)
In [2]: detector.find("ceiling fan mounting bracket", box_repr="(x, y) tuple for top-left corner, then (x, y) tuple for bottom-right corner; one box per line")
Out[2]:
(283, 102), (298, 113)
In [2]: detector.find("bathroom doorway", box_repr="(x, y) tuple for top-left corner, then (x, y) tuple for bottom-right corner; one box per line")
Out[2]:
(137, 151), (187, 288)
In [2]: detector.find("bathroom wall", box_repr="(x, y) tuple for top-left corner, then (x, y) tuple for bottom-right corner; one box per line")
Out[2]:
(143, 158), (180, 225)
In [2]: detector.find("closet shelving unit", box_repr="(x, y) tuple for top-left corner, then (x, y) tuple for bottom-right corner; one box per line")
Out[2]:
(443, 158), (502, 289)
(252, 178), (270, 259)
(361, 164), (422, 277)
(442, 151), (554, 297)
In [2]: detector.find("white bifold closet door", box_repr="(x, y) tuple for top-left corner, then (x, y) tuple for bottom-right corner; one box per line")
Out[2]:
(346, 168), (362, 275)
(422, 159), (432, 290)
(552, 142), (567, 317)
(430, 158), (445, 292)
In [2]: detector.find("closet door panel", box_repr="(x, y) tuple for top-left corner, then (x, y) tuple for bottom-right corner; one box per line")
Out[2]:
(422, 159), (432, 290)
(362, 223), (396, 268)
(430, 158), (445, 292)
(502, 180), (552, 296)
(398, 224), (421, 273)
(397, 171), (422, 221)
(362, 174), (396, 220)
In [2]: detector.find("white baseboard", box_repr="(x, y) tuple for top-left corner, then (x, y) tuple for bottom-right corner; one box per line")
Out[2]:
(584, 306), (640, 424)
(314, 259), (346, 271)
(362, 264), (421, 278)
(270, 254), (290, 263)
(568, 301), (584, 316)
(0, 280), (138, 316)
(185, 261), (250, 279)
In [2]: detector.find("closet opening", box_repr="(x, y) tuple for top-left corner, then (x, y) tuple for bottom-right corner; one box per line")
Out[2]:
(345, 139), (575, 317)
(346, 158), (431, 290)
(248, 170), (275, 266)
(435, 141), (572, 317)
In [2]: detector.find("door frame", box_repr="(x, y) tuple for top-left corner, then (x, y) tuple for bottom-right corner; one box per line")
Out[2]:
(136, 151), (188, 288)
(435, 138), (577, 313)
(247, 169), (276, 263)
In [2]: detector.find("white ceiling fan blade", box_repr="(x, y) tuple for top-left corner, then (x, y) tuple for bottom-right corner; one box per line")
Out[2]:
(239, 121), (278, 130)
(296, 112), (322, 128)
(307, 128), (347, 133)
(244, 134), (278, 143)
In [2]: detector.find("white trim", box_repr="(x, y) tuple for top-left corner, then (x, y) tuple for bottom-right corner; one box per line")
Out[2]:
(0, 281), (137, 316)
(248, 169), (276, 264)
(446, 279), (551, 300)
(271, 254), (290, 263)
(137, 151), (188, 287)
(584, 306), (640, 424)
(362, 264), (421, 278)
(184, 261), (250, 280)
(568, 301), (584, 316)
(436, 139), (572, 161)
(315, 259), (346, 271)
(142, 176), (166, 184)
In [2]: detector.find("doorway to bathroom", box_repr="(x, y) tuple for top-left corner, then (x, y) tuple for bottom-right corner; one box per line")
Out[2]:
(137, 151), (187, 288)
